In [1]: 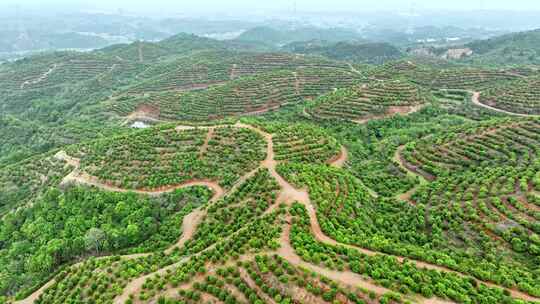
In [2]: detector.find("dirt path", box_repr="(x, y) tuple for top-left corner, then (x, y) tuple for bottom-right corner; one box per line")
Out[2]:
(113, 208), (279, 304)
(392, 145), (432, 183)
(328, 146), (348, 168)
(392, 145), (430, 202)
(347, 63), (362, 75)
(240, 122), (313, 206)
(277, 218), (454, 304)
(164, 209), (206, 254)
(62, 169), (224, 198)
(231, 124), (531, 302)
(293, 71), (300, 95)
(230, 63), (238, 80)
(471, 91), (540, 117)
(395, 185), (419, 203)
(14, 280), (56, 304)
(352, 104), (425, 124)
(20, 64), (57, 89)
(199, 127), (215, 156)
(114, 256), (186, 304)
(14, 253), (147, 304)
(302, 107), (312, 118)
(138, 42), (144, 63)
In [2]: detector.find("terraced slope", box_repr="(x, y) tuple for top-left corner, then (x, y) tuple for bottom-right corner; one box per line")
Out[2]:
(114, 52), (352, 97)
(272, 124), (340, 164)
(412, 164), (540, 261)
(0, 53), (142, 93)
(433, 90), (507, 121)
(480, 76), (540, 115)
(307, 80), (428, 123)
(400, 119), (540, 179)
(0, 154), (72, 215)
(64, 124), (266, 190)
(412, 68), (520, 90)
(111, 67), (363, 122)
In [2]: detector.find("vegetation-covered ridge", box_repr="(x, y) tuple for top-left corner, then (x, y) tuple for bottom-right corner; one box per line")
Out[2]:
(5, 27), (540, 304)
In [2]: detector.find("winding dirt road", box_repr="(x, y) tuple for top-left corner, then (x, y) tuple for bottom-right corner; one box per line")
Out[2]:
(328, 146), (348, 168)
(138, 42), (144, 63)
(20, 64), (57, 89)
(392, 145), (426, 203)
(347, 63), (362, 75)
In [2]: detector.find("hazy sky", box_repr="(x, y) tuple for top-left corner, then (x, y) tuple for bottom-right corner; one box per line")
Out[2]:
(5, 0), (540, 14)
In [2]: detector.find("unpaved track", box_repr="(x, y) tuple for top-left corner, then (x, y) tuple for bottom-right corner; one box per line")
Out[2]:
(392, 144), (426, 203)
(15, 280), (56, 304)
(113, 210), (278, 304)
(387, 146), (539, 301)
(295, 186), (539, 301)
(199, 127), (215, 156)
(352, 104), (425, 124)
(20, 64), (57, 89)
(302, 107), (312, 118)
(471, 91), (540, 117)
(138, 42), (144, 63)
(164, 209), (206, 254)
(328, 146), (348, 168)
(230, 63), (238, 80)
(328, 146), (379, 198)
(393, 145), (432, 183)
(293, 71), (300, 95)
(347, 63), (362, 75)
(151, 123), (540, 301)
(278, 218), (454, 304)
(20, 123), (290, 304)
(114, 257), (187, 304)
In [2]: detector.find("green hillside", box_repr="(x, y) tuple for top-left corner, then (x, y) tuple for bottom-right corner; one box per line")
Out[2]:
(2, 27), (540, 304)
(236, 26), (363, 45)
(464, 29), (540, 65)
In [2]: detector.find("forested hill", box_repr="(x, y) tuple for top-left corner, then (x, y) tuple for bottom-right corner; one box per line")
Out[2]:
(463, 28), (540, 65)
(284, 41), (403, 64)
(236, 26), (364, 46)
